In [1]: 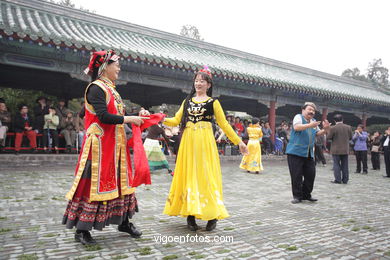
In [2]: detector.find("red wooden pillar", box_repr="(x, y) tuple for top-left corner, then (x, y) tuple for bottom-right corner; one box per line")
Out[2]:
(321, 107), (328, 122)
(269, 100), (276, 144)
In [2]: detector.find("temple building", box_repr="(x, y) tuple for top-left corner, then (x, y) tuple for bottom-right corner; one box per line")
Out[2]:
(1, 0), (390, 141)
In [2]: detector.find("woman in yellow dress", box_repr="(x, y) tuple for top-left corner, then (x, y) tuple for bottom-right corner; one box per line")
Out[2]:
(163, 66), (248, 231)
(240, 118), (264, 174)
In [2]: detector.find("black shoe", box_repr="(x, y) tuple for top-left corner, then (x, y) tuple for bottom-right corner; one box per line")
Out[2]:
(354, 171), (360, 174)
(14, 150), (19, 155)
(304, 197), (318, 202)
(187, 216), (199, 231)
(291, 198), (302, 204)
(206, 219), (217, 231)
(75, 231), (97, 245)
(383, 176), (390, 178)
(362, 171), (368, 174)
(118, 222), (142, 238)
(32, 148), (39, 153)
(331, 180), (341, 184)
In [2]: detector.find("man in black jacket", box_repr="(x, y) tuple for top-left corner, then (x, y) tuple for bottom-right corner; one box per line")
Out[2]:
(33, 96), (49, 147)
(14, 104), (38, 154)
(380, 126), (390, 178)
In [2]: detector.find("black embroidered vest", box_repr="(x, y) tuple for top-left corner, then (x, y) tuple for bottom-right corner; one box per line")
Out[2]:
(187, 98), (215, 123)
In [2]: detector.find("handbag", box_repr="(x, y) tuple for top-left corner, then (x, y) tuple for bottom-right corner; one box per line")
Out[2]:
(371, 145), (380, 153)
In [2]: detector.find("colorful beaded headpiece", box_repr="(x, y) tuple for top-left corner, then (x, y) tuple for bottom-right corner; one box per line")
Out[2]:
(199, 65), (212, 78)
(84, 50), (119, 77)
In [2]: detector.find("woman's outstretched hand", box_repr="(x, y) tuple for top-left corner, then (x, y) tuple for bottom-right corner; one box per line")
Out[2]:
(124, 116), (149, 126)
(238, 141), (249, 156)
(139, 107), (150, 116)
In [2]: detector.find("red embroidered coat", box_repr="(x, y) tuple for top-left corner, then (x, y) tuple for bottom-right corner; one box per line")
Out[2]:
(66, 78), (134, 202)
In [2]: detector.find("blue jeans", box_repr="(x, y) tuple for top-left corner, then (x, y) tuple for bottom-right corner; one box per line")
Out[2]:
(332, 154), (349, 183)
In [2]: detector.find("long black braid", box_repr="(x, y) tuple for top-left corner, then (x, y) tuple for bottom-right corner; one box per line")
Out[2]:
(179, 72), (213, 133)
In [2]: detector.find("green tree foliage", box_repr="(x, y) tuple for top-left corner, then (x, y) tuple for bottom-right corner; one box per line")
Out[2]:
(180, 25), (204, 41)
(0, 88), (58, 115)
(341, 58), (389, 89)
(367, 58), (389, 88)
(44, 0), (95, 13)
(68, 98), (84, 114)
(57, 0), (75, 8)
(366, 124), (389, 134)
(341, 68), (368, 82)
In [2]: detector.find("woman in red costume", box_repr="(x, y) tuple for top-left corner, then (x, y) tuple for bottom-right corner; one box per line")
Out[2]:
(62, 50), (150, 245)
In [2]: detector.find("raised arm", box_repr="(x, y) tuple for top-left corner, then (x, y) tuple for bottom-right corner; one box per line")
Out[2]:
(213, 100), (241, 145)
(163, 101), (184, 127)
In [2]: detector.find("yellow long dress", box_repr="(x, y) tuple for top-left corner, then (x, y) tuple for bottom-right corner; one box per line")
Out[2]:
(163, 97), (241, 221)
(240, 125), (264, 172)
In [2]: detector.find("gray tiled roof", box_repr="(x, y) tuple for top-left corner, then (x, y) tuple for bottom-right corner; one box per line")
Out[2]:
(1, 0), (390, 106)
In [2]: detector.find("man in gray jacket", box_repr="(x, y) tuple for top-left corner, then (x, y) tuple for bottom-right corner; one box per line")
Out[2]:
(327, 114), (352, 184)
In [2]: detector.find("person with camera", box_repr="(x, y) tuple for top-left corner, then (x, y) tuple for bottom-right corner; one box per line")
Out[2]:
(352, 124), (368, 174)
(286, 102), (330, 204)
(43, 107), (60, 154)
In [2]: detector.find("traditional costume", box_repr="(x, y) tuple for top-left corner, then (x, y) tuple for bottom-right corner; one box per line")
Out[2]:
(163, 67), (241, 228)
(62, 50), (159, 245)
(144, 124), (171, 173)
(240, 124), (263, 172)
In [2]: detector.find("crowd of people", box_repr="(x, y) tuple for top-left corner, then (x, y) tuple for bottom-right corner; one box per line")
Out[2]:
(3, 49), (389, 247)
(1, 95), (390, 177)
(0, 97), (84, 154)
(214, 116), (292, 156)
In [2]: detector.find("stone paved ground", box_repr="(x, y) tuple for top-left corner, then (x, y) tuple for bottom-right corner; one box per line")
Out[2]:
(0, 155), (390, 260)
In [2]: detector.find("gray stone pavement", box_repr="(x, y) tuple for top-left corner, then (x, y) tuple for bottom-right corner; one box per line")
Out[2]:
(0, 155), (390, 260)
